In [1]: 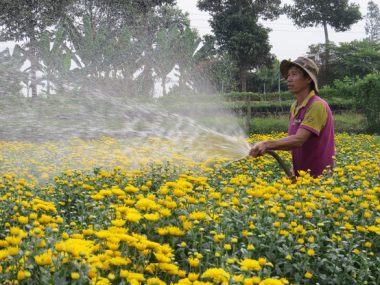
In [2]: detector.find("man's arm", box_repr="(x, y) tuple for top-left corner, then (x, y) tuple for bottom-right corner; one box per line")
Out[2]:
(249, 128), (313, 157)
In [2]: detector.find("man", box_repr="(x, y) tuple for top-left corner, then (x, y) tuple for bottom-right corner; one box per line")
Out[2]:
(249, 57), (335, 177)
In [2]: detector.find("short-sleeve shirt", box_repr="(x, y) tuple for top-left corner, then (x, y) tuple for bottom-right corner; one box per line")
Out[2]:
(288, 91), (335, 177)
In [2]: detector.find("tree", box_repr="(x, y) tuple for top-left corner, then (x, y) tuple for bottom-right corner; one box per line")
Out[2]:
(365, 0), (380, 42)
(194, 35), (239, 93)
(153, 27), (181, 96)
(307, 42), (339, 85)
(307, 40), (380, 82)
(254, 59), (284, 94)
(0, 0), (72, 97)
(285, 0), (361, 84)
(334, 40), (380, 79)
(197, 0), (281, 92)
(285, 0), (361, 45)
(0, 48), (25, 96)
(176, 27), (202, 92)
(62, 0), (182, 97)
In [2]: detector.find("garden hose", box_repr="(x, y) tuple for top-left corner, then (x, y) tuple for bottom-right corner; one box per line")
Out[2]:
(266, 150), (293, 178)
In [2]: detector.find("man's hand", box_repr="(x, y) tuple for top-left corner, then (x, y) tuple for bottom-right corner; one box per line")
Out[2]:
(249, 141), (267, 157)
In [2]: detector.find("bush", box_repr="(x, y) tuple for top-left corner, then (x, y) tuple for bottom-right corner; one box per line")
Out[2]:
(223, 91), (294, 101)
(355, 72), (380, 133)
(321, 73), (380, 133)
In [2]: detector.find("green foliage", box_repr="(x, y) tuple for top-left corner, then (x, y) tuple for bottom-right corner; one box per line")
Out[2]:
(355, 72), (380, 133)
(365, 0), (380, 42)
(285, 0), (361, 43)
(319, 77), (358, 99)
(0, 0), (72, 97)
(244, 112), (365, 134)
(0, 0), (71, 41)
(193, 37), (239, 93)
(251, 59), (286, 93)
(197, 0), (282, 91)
(307, 40), (380, 86)
(323, 72), (380, 133)
(223, 91), (293, 101)
(334, 40), (380, 79)
(0, 48), (25, 96)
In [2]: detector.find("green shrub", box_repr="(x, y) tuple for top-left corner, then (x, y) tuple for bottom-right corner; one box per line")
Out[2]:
(245, 112), (365, 135)
(223, 91), (293, 101)
(355, 72), (380, 133)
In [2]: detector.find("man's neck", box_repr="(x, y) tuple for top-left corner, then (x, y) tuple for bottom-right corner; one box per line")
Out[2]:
(295, 88), (311, 105)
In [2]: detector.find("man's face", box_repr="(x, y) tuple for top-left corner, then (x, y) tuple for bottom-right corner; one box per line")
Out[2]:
(286, 66), (312, 94)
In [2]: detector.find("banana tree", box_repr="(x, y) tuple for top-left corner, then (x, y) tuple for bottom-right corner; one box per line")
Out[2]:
(153, 26), (181, 96)
(0, 48), (25, 96)
(35, 25), (75, 96)
(176, 27), (202, 91)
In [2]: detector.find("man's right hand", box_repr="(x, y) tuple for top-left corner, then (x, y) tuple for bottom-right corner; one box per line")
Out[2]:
(249, 141), (268, 157)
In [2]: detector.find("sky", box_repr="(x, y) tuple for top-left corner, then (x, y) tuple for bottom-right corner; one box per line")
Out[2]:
(176, 0), (378, 60)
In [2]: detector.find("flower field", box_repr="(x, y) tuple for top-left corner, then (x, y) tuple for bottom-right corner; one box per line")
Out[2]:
(0, 133), (379, 285)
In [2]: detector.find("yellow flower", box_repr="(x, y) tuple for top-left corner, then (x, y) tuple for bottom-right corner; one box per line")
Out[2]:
(5, 236), (22, 246)
(304, 272), (313, 279)
(188, 257), (200, 267)
(258, 257), (267, 266)
(188, 273), (199, 281)
(17, 270), (31, 281)
(18, 216), (29, 224)
(37, 240), (46, 248)
(147, 277), (166, 285)
(201, 268), (230, 283)
(307, 248), (315, 256)
(308, 236), (315, 243)
(34, 250), (53, 266)
(71, 272), (80, 279)
(144, 213), (160, 221)
(111, 219), (126, 227)
(244, 276), (261, 284)
(87, 267), (97, 278)
(189, 210), (207, 221)
(240, 258), (262, 271)
(259, 278), (284, 285)
(8, 246), (19, 255)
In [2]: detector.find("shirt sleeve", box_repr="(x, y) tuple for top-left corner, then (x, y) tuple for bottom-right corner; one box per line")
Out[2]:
(300, 101), (328, 135)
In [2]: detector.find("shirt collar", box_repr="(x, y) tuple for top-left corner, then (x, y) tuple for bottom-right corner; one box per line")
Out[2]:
(292, 90), (316, 117)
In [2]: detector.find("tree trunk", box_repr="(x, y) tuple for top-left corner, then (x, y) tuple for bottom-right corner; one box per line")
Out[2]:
(47, 79), (51, 96)
(323, 21), (330, 75)
(30, 34), (38, 98)
(239, 65), (247, 92)
(240, 65), (250, 133)
(323, 21), (329, 45)
(161, 76), (167, 96)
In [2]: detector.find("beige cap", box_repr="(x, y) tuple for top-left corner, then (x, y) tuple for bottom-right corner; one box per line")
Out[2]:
(280, 57), (319, 93)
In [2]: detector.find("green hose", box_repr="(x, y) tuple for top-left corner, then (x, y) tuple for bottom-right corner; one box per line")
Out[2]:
(266, 150), (293, 178)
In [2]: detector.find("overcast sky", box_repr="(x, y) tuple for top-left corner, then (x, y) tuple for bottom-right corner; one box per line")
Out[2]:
(176, 0), (378, 60)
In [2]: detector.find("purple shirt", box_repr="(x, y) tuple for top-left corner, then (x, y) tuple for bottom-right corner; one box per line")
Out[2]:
(288, 93), (335, 177)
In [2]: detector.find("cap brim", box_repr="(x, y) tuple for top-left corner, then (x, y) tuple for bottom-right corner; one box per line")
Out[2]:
(280, 60), (292, 79)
